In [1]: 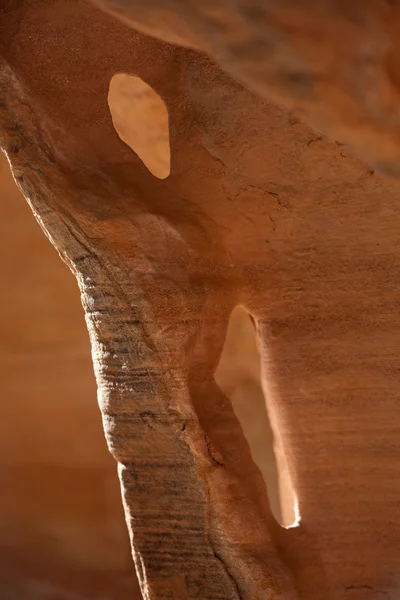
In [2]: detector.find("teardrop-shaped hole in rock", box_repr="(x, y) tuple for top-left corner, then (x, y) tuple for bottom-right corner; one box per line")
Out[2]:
(214, 306), (299, 529)
(108, 74), (170, 179)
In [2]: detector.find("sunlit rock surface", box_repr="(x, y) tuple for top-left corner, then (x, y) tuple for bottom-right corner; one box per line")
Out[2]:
(2, 1), (400, 599)
(0, 153), (141, 600)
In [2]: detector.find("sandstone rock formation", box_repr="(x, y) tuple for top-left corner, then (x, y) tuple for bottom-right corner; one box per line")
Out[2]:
(1, 1), (400, 599)
(0, 152), (141, 599)
(95, 0), (400, 175)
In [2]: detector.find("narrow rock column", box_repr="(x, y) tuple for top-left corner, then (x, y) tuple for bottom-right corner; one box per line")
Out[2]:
(0, 108), (294, 600)
(0, 3), (296, 598)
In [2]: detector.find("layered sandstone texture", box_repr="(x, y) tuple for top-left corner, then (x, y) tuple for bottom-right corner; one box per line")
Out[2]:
(2, 1), (400, 600)
(0, 153), (141, 600)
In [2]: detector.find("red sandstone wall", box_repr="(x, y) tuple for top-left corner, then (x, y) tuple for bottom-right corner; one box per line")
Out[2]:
(0, 151), (142, 600)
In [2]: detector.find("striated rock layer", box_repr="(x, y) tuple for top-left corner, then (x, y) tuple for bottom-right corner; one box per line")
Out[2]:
(1, 1), (400, 599)
(0, 152), (142, 599)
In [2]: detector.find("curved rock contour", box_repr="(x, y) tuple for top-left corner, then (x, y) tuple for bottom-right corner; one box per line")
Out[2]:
(1, 1), (400, 599)
(94, 0), (400, 174)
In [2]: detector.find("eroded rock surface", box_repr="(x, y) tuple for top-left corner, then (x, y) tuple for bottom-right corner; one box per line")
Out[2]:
(0, 153), (141, 600)
(1, 1), (400, 599)
(214, 305), (297, 530)
(94, 0), (400, 174)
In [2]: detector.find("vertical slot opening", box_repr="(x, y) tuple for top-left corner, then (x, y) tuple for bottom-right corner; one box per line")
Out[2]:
(214, 306), (299, 529)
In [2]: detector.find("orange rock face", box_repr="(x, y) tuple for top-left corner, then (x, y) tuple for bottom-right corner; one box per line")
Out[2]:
(95, 0), (400, 175)
(0, 153), (141, 599)
(2, 1), (400, 600)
